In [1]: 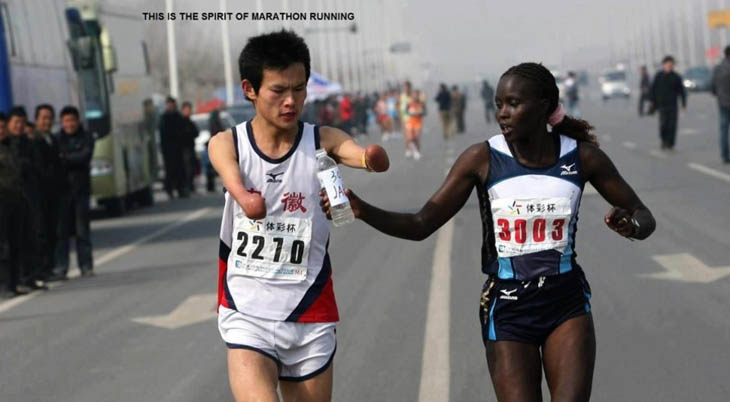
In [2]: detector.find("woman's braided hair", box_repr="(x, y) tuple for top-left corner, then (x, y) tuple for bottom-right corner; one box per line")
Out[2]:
(501, 62), (595, 143)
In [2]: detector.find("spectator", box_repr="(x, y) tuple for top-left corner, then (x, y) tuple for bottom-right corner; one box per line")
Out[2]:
(34, 104), (62, 281)
(435, 83), (453, 139)
(180, 101), (199, 194)
(481, 79), (495, 123)
(204, 110), (225, 193)
(158, 96), (187, 198)
(649, 55), (686, 150)
(338, 94), (353, 135)
(712, 45), (730, 164)
(0, 112), (26, 296)
(564, 71), (581, 117)
(451, 85), (466, 134)
(7, 106), (45, 290)
(50, 106), (95, 281)
(638, 65), (651, 117)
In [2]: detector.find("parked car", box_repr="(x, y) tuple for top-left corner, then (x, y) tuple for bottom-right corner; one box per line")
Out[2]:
(191, 111), (237, 156)
(599, 70), (631, 100)
(226, 103), (256, 124)
(683, 66), (712, 92)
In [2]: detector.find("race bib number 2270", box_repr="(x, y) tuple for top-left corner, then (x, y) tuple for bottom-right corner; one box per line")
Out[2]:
(231, 217), (312, 281)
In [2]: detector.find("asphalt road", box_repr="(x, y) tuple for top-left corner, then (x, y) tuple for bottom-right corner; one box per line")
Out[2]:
(1, 91), (728, 402)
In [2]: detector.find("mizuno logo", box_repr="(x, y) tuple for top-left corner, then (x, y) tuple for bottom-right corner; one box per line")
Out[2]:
(266, 172), (284, 183)
(560, 163), (578, 176)
(499, 288), (518, 300)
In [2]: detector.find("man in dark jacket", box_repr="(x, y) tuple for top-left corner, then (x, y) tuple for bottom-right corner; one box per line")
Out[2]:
(50, 106), (95, 280)
(34, 104), (62, 279)
(712, 46), (730, 164)
(638, 65), (651, 116)
(6, 106), (46, 290)
(159, 96), (187, 198)
(649, 55), (687, 150)
(180, 101), (199, 194)
(0, 112), (27, 296)
(435, 84), (453, 139)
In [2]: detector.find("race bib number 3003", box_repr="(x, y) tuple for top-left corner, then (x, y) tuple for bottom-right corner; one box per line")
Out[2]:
(491, 197), (572, 258)
(231, 217), (312, 281)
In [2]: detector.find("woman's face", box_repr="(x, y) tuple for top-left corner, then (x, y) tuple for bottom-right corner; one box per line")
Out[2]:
(495, 75), (548, 142)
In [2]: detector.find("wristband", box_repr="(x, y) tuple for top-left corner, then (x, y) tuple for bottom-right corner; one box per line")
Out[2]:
(362, 151), (372, 171)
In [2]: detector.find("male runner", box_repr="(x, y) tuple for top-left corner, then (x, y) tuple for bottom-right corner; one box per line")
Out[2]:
(208, 30), (389, 402)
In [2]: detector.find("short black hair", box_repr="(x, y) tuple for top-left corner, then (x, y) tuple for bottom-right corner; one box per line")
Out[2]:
(0, 112), (7, 122)
(725, 46), (730, 58)
(60, 105), (80, 119)
(26, 121), (34, 128)
(35, 104), (55, 119)
(9, 106), (27, 119)
(662, 55), (675, 64)
(238, 30), (310, 100)
(166, 96), (176, 104)
(181, 101), (192, 109)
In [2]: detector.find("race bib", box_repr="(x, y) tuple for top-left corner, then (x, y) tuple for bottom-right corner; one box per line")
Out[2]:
(231, 216), (312, 281)
(491, 197), (572, 258)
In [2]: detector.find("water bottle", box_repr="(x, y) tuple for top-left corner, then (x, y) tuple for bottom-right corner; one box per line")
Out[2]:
(316, 149), (355, 226)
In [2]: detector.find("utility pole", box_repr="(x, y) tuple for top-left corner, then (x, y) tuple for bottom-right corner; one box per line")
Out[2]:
(165, 0), (179, 98)
(220, 0), (234, 106)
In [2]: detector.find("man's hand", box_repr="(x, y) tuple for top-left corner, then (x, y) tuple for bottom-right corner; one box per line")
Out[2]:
(319, 188), (364, 220)
(604, 207), (635, 237)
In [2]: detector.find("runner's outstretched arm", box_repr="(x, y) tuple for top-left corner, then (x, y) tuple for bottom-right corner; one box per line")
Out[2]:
(320, 143), (489, 240)
(580, 142), (656, 240)
(319, 126), (389, 171)
(208, 129), (267, 219)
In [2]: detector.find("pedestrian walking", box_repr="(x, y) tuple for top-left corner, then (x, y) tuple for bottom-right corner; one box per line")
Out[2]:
(712, 46), (730, 164)
(649, 56), (686, 150)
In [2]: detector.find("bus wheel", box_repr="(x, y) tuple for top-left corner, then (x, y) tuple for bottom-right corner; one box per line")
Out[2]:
(106, 197), (127, 217)
(138, 186), (154, 207)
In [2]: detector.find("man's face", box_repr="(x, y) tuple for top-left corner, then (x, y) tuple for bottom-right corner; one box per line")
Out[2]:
(244, 63), (307, 131)
(7, 116), (25, 137)
(166, 101), (176, 112)
(181, 105), (192, 118)
(36, 108), (54, 133)
(663, 61), (674, 72)
(61, 114), (80, 134)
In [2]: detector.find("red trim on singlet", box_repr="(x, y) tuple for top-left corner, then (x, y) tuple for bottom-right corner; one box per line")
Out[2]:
(296, 275), (339, 322)
(217, 257), (229, 311)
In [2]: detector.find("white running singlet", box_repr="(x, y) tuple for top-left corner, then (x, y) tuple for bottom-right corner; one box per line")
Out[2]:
(217, 121), (339, 323)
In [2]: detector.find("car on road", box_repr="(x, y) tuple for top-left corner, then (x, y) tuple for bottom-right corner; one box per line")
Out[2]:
(683, 66), (712, 92)
(191, 111), (237, 156)
(599, 70), (631, 100)
(225, 103), (257, 124)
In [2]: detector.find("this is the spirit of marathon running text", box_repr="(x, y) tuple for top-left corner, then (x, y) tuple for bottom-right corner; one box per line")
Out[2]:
(142, 12), (355, 22)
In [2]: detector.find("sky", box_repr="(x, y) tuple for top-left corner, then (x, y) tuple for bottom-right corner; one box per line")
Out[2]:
(113, 0), (729, 87)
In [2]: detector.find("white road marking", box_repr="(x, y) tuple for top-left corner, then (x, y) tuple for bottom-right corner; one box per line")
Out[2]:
(0, 207), (211, 315)
(622, 141), (637, 150)
(583, 183), (599, 196)
(132, 293), (217, 329)
(417, 219), (453, 402)
(640, 253), (730, 283)
(648, 149), (667, 159)
(679, 128), (699, 136)
(688, 163), (730, 183)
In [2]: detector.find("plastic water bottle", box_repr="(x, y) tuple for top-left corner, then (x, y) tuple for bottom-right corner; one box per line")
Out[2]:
(316, 149), (355, 226)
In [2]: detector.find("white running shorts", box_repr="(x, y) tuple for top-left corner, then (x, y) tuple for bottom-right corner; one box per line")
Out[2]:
(218, 306), (336, 381)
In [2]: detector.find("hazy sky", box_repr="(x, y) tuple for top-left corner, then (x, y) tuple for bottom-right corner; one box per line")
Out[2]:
(117, 0), (727, 85)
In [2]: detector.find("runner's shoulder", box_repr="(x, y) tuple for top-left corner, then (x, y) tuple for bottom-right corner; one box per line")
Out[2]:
(577, 139), (611, 177)
(208, 128), (234, 153)
(456, 141), (490, 180)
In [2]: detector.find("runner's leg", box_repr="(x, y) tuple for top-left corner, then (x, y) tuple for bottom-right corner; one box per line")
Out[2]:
(280, 363), (333, 402)
(541, 315), (596, 402)
(486, 341), (543, 402)
(228, 349), (280, 402)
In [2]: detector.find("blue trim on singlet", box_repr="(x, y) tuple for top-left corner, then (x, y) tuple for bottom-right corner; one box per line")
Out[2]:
(497, 258), (514, 280)
(232, 125), (240, 162)
(247, 120), (303, 164)
(559, 219), (576, 274)
(314, 125), (321, 149)
(285, 238), (332, 322)
(488, 298), (497, 341)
